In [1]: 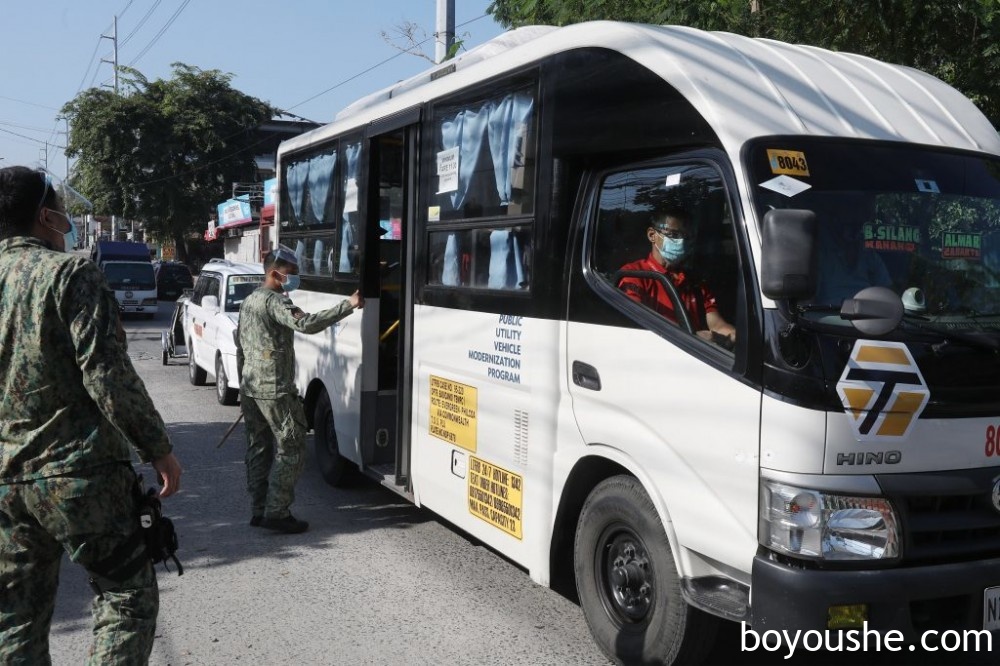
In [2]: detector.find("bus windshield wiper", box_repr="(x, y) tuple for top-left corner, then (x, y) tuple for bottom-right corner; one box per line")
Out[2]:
(901, 315), (1000, 352)
(792, 303), (1000, 351)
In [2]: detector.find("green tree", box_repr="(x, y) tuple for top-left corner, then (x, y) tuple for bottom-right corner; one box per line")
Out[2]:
(62, 63), (275, 261)
(486, 0), (1000, 127)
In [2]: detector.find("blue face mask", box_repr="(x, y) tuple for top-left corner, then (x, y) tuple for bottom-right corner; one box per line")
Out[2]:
(280, 272), (301, 292)
(659, 235), (688, 263)
(46, 210), (76, 252)
(63, 218), (78, 250)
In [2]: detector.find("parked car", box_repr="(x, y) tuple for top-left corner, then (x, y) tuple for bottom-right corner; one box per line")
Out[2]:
(182, 259), (265, 405)
(155, 261), (195, 301)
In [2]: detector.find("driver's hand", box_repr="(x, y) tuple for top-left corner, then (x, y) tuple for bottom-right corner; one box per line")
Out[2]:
(711, 330), (736, 350)
(349, 290), (364, 309)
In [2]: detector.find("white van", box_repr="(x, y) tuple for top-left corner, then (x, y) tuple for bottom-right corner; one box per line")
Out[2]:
(92, 241), (158, 317)
(183, 259), (264, 404)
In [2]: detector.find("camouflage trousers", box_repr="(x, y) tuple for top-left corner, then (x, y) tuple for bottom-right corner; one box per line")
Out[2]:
(0, 463), (158, 665)
(241, 393), (307, 520)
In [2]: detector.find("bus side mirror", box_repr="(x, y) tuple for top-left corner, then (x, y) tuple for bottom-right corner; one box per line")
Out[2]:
(761, 209), (817, 301)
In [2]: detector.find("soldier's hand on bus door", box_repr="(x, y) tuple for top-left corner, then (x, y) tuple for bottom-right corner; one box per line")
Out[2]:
(349, 290), (364, 310)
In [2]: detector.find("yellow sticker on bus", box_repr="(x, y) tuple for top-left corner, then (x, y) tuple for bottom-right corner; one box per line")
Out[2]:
(766, 149), (810, 177)
(429, 375), (478, 452)
(468, 456), (523, 539)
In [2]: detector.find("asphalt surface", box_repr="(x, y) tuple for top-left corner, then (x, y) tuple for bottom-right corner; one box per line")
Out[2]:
(46, 303), (611, 666)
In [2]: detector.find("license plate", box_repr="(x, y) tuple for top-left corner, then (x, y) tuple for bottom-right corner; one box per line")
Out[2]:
(985, 586), (1000, 630)
(122, 300), (138, 305)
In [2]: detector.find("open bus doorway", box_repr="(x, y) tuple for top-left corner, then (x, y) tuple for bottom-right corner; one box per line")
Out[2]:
(359, 127), (414, 488)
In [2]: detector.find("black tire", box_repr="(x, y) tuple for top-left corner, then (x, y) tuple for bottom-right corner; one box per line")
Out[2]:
(215, 355), (239, 406)
(575, 475), (718, 666)
(188, 340), (207, 386)
(161, 349), (169, 365)
(314, 389), (352, 486)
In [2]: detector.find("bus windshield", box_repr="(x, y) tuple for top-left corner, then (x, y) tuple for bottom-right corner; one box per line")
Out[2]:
(748, 139), (1000, 329)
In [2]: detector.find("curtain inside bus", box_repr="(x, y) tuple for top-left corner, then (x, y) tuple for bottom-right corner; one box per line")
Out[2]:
(487, 93), (533, 206)
(285, 160), (309, 223)
(434, 91), (534, 289)
(339, 142), (362, 273)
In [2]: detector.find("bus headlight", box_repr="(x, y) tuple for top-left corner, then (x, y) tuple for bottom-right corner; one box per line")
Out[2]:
(759, 481), (899, 561)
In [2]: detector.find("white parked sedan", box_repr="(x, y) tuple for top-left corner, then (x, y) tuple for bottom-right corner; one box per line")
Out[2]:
(183, 259), (265, 405)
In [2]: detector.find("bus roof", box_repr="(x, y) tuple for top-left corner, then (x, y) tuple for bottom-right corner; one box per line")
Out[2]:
(281, 21), (1000, 158)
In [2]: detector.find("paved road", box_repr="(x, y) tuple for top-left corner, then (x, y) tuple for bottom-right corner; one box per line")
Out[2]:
(47, 303), (611, 666)
(45, 300), (993, 665)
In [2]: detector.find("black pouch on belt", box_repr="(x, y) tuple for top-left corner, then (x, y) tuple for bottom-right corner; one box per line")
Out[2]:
(134, 474), (184, 576)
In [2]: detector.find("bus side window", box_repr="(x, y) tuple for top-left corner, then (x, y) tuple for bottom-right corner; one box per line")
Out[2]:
(593, 163), (741, 348)
(424, 84), (536, 293)
(427, 228), (530, 289)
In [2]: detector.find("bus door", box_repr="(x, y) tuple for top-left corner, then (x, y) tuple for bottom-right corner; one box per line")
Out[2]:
(565, 160), (761, 570)
(358, 114), (418, 489)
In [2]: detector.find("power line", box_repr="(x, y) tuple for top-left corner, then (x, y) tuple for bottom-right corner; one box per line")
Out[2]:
(0, 94), (60, 111)
(117, 0), (137, 20)
(82, 12), (496, 190)
(121, 0), (162, 47)
(287, 50), (409, 112)
(0, 120), (59, 133)
(286, 13), (490, 112)
(0, 126), (65, 149)
(73, 36), (105, 96)
(129, 0), (192, 66)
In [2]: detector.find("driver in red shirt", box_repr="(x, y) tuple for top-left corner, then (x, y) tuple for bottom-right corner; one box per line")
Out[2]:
(618, 209), (736, 347)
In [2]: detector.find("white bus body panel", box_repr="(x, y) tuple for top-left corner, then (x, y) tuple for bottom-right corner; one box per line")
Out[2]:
(410, 305), (564, 576)
(565, 321), (762, 576)
(290, 289), (365, 465)
(824, 413), (1000, 474)
(759, 393), (827, 474)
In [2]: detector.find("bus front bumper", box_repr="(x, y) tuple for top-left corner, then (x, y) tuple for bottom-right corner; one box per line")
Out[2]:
(751, 552), (1000, 638)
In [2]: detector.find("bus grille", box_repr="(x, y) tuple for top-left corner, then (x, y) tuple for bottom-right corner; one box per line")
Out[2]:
(876, 469), (1000, 565)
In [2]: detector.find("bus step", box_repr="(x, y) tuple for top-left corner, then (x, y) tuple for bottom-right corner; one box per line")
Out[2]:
(363, 463), (413, 501)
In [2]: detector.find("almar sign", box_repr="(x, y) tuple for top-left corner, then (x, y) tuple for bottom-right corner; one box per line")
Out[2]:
(836, 341), (930, 442)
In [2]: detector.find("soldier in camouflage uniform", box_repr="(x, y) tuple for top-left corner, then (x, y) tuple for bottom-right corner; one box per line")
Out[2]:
(236, 247), (362, 534)
(0, 166), (183, 665)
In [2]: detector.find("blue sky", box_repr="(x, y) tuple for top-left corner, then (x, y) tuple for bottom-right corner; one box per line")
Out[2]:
(0, 1), (503, 179)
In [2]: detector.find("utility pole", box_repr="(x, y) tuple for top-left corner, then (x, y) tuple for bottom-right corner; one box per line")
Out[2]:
(101, 16), (119, 94)
(435, 0), (455, 64)
(64, 117), (70, 180)
(101, 15), (119, 238)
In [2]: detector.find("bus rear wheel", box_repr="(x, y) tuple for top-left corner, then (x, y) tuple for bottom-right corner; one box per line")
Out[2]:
(313, 389), (352, 486)
(574, 475), (717, 665)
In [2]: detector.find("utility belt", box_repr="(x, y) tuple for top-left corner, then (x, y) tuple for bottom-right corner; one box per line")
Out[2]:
(87, 471), (183, 595)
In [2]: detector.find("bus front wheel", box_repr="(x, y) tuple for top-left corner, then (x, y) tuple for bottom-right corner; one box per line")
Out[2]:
(313, 389), (352, 487)
(574, 475), (717, 665)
